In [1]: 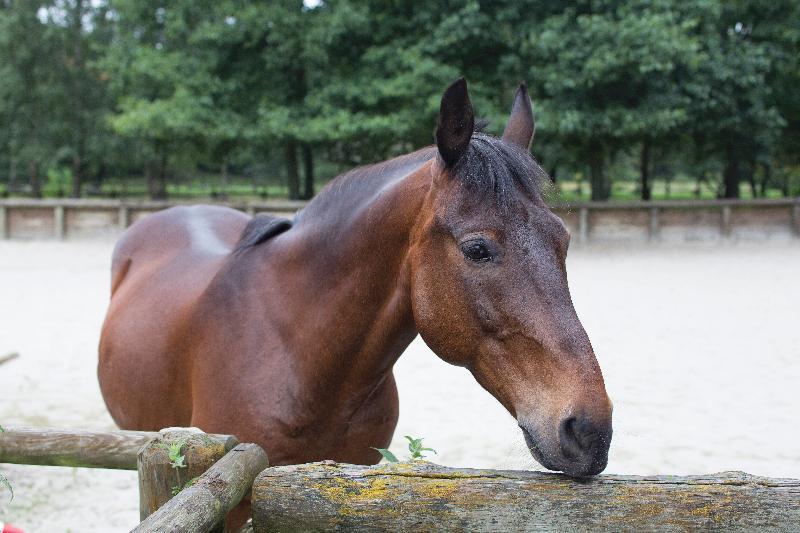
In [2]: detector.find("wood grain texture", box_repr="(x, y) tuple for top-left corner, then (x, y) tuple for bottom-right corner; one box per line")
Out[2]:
(133, 443), (268, 533)
(137, 429), (235, 523)
(0, 426), (238, 470)
(252, 461), (800, 532)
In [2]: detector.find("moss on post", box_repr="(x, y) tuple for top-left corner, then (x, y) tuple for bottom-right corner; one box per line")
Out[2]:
(137, 428), (238, 528)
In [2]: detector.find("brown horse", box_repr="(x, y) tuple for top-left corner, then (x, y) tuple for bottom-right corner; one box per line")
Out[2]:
(99, 79), (612, 477)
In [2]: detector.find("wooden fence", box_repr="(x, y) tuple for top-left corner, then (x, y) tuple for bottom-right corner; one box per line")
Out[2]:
(0, 426), (266, 532)
(2, 426), (799, 531)
(1, 198), (799, 243)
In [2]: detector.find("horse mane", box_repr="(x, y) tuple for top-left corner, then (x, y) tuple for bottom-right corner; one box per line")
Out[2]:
(449, 131), (546, 209)
(233, 214), (293, 253)
(235, 126), (545, 252)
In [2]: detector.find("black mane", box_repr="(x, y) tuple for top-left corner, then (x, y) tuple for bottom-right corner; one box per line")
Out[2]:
(449, 132), (546, 208)
(234, 214), (293, 253)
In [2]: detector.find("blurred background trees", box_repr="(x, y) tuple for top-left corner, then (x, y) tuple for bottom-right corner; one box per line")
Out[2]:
(0, 0), (798, 201)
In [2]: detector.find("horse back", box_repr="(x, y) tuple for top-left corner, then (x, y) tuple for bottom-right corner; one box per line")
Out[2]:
(99, 205), (251, 429)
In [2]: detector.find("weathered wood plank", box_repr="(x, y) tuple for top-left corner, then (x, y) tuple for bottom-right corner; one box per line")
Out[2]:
(252, 461), (800, 532)
(132, 443), (268, 533)
(0, 426), (238, 470)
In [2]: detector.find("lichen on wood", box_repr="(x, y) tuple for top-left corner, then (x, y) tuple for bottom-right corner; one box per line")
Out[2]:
(252, 461), (800, 532)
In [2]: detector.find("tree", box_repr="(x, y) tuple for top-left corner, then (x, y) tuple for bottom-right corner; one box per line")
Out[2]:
(520, 0), (700, 200)
(0, 1), (61, 197)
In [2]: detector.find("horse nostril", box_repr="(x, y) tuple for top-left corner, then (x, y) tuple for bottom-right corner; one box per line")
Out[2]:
(557, 414), (612, 476)
(558, 415), (596, 459)
(558, 417), (579, 458)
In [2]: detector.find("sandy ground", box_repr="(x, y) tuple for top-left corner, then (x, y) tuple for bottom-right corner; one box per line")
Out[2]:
(0, 239), (799, 531)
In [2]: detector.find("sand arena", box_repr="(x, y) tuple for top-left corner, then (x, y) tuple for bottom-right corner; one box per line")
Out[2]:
(1, 239), (799, 531)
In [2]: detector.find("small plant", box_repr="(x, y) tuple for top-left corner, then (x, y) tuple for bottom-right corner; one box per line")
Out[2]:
(0, 426), (12, 501)
(0, 474), (12, 501)
(171, 476), (199, 496)
(373, 435), (437, 463)
(405, 436), (437, 460)
(162, 437), (189, 497)
(164, 439), (188, 470)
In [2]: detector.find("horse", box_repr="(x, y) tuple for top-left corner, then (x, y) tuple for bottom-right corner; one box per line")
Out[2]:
(98, 78), (612, 479)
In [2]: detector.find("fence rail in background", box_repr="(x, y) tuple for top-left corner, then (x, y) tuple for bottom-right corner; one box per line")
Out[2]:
(1, 197), (798, 243)
(0, 426), (237, 470)
(252, 461), (800, 532)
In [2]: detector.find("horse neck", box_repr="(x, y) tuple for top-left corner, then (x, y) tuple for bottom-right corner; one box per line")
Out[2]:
(256, 150), (436, 406)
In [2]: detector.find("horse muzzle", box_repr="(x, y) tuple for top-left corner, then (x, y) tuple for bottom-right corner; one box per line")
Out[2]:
(519, 414), (612, 477)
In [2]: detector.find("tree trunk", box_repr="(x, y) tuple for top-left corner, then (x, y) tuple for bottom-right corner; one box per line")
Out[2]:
(640, 139), (651, 201)
(70, 0), (85, 199)
(146, 158), (168, 200)
(252, 462), (800, 532)
(285, 140), (300, 200)
(302, 143), (314, 200)
(760, 162), (770, 197)
(782, 169), (790, 197)
(220, 158), (229, 200)
(29, 161), (41, 198)
(588, 145), (609, 201)
(723, 144), (741, 199)
(746, 158), (758, 198)
(71, 153), (82, 198)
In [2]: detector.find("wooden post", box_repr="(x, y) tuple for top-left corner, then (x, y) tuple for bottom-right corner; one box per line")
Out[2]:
(252, 462), (800, 532)
(792, 202), (800, 237)
(648, 206), (659, 241)
(54, 205), (65, 239)
(118, 205), (130, 230)
(133, 443), (267, 533)
(578, 207), (589, 243)
(0, 205), (7, 239)
(137, 428), (239, 524)
(721, 205), (732, 238)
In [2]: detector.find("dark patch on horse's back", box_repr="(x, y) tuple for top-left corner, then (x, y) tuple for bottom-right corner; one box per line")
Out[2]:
(234, 214), (293, 253)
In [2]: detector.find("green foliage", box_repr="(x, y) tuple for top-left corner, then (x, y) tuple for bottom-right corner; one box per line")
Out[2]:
(163, 438), (188, 470)
(373, 435), (437, 463)
(171, 476), (198, 496)
(0, 424), (11, 501)
(0, 472), (12, 502)
(405, 436), (437, 461)
(372, 447), (399, 463)
(0, 0), (797, 200)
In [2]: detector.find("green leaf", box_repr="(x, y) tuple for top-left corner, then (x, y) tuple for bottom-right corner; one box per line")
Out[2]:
(371, 447), (399, 463)
(0, 473), (13, 501)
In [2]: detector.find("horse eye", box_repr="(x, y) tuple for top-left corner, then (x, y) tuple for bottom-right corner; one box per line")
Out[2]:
(461, 240), (493, 263)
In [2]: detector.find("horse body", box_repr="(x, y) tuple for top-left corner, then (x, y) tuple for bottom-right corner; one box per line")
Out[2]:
(99, 152), (435, 465)
(100, 80), (614, 476)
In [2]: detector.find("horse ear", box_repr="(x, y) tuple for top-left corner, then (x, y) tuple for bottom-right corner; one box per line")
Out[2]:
(436, 78), (474, 167)
(502, 83), (535, 150)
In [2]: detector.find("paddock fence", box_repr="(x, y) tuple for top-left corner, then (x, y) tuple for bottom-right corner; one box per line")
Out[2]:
(1, 425), (799, 531)
(1, 198), (799, 243)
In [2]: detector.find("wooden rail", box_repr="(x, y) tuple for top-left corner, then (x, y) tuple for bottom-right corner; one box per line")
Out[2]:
(0, 197), (798, 242)
(134, 443), (268, 533)
(252, 461), (800, 531)
(0, 426), (238, 470)
(4, 426), (800, 531)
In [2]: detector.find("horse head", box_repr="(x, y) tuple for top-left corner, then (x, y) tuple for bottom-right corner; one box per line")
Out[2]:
(408, 79), (612, 476)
